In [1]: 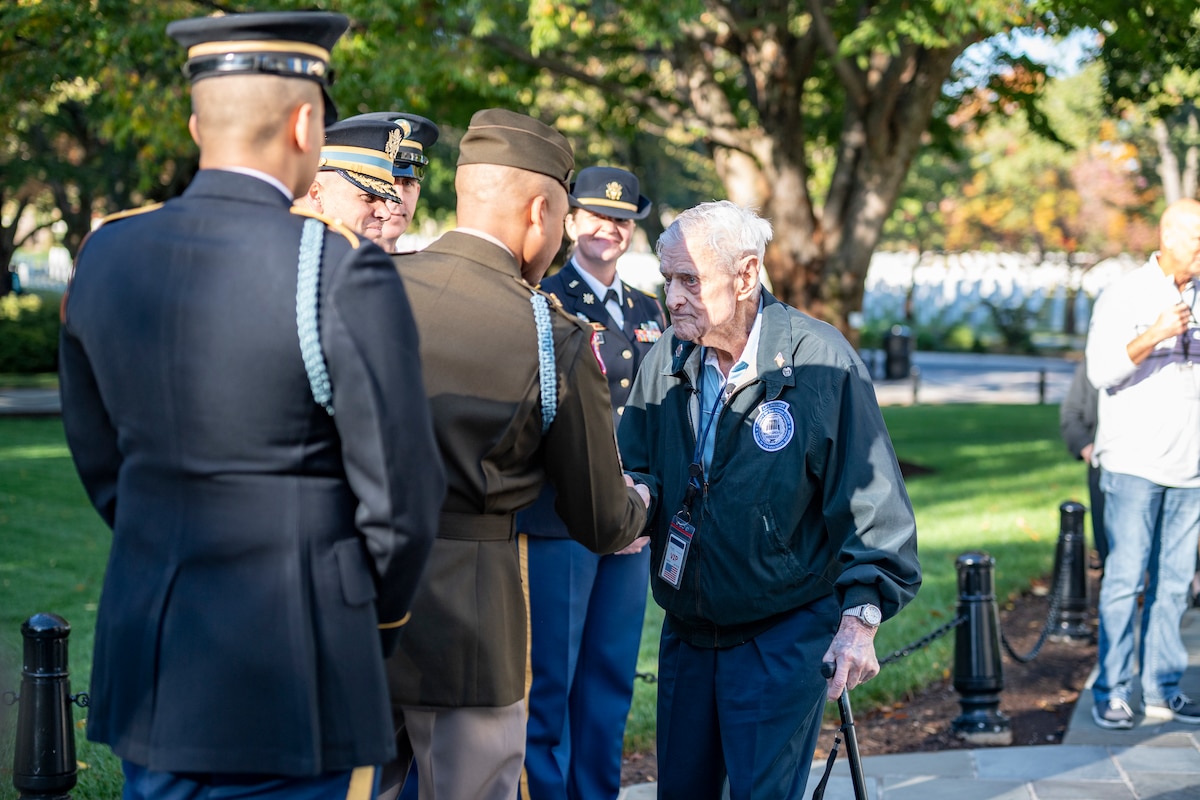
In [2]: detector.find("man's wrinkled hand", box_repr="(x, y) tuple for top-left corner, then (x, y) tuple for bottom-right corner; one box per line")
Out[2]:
(624, 473), (651, 508)
(821, 615), (880, 701)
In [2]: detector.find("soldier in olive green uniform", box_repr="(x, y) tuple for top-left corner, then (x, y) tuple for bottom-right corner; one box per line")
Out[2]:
(380, 109), (649, 800)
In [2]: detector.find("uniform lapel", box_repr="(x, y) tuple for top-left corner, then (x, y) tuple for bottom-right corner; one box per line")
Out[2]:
(620, 284), (639, 339)
(560, 262), (617, 332)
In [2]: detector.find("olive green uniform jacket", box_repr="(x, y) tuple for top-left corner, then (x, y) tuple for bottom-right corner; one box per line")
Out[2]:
(388, 231), (646, 708)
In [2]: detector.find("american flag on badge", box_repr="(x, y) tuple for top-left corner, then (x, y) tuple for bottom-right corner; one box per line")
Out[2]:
(662, 552), (681, 583)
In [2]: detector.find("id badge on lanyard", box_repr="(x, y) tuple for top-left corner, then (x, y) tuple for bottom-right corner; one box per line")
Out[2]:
(660, 370), (722, 589)
(661, 462), (704, 588)
(660, 511), (695, 588)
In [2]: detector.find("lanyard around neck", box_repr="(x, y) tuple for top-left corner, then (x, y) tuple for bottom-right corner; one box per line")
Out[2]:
(685, 348), (729, 510)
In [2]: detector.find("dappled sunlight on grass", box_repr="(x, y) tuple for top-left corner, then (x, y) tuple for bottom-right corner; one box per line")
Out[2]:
(0, 444), (71, 460)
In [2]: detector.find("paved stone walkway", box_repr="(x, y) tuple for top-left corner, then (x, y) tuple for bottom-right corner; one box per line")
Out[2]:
(619, 578), (1200, 799)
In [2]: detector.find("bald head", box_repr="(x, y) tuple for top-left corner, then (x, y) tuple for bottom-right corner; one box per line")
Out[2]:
(192, 75), (318, 149)
(189, 75), (324, 198)
(456, 163), (568, 282)
(456, 164), (563, 217)
(1159, 198), (1200, 287)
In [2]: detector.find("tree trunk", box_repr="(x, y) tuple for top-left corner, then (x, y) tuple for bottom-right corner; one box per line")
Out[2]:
(1153, 116), (1183, 205)
(745, 42), (967, 337)
(1183, 104), (1199, 201)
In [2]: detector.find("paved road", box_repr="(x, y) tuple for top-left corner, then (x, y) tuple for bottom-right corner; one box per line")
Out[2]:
(865, 349), (1077, 407)
(0, 351), (1079, 417)
(0, 386), (60, 415)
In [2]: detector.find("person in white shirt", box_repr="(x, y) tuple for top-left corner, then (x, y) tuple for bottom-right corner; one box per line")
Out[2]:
(1086, 197), (1200, 729)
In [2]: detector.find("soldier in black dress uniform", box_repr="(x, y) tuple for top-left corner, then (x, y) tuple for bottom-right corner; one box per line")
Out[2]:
(299, 117), (406, 247)
(58, 11), (443, 800)
(518, 166), (664, 800)
(346, 112), (440, 251)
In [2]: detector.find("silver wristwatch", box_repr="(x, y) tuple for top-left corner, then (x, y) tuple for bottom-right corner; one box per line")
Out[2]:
(842, 603), (882, 627)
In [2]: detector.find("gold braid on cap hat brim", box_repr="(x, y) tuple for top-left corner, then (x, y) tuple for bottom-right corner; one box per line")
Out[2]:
(331, 169), (403, 203)
(578, 197), (639, 213)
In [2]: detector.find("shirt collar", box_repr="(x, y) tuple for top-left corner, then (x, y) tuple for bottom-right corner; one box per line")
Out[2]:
(455, 227), (515, 258)
(573, 261), (622, 303)
(218, 166), (294, 202)
(702, 296), (764, 390)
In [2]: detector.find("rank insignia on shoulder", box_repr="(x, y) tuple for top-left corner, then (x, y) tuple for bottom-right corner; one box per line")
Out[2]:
(635, 321), (662, 343)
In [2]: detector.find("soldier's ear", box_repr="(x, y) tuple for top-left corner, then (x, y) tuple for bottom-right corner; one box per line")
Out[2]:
(188, 114), (202, 147)
(305, 179), (323, 212)
(293, 101), (318, 155)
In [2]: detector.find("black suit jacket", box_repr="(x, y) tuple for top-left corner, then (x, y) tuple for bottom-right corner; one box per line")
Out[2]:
(59, 170), (444, 775)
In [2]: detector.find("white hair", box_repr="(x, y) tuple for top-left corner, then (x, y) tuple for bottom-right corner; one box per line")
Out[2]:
(655, 201), (773, 275)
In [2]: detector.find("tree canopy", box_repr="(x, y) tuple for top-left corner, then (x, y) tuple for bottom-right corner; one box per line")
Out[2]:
(3, 1), (1196, 326)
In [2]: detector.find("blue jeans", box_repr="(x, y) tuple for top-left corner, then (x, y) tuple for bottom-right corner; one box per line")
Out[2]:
(1093, 471), (1200, 707)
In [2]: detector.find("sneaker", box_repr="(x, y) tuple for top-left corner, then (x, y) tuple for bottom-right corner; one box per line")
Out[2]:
(1145, 694), (1200, 724)
(1092, 697), (1135, 730)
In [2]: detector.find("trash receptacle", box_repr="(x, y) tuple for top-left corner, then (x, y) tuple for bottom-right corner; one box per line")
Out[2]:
(883, 324), (912, 380)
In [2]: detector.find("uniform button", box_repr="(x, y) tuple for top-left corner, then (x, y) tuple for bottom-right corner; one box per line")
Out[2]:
(622, 349), (632, 360)
(617, 407), (625, 416)
(620, 378), (630, 388)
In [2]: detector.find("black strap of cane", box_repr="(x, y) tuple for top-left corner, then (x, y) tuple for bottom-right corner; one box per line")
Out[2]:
(810, 726), (843, 800)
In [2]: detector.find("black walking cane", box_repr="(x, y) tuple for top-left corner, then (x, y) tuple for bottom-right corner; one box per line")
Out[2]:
(810, 661), (868, 800)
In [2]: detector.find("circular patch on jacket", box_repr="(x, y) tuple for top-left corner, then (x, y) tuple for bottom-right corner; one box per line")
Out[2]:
(753, 400), (794, 452)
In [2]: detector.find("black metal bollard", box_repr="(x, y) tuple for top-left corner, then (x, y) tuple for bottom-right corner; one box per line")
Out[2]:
(951, 553), (1012, 744)
(12, 613), (77, 800)
(1050, 501), (1091, 642)
(1038, 369), (1047, 404)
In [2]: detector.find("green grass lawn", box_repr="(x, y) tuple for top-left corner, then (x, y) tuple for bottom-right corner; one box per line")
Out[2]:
(0, 406), (1088, 796)
(0, 373), (58, 389)
(0, 418), (121, 799)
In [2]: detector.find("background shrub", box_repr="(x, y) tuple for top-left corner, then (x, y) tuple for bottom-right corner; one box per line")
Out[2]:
(0, 291), (62, 373)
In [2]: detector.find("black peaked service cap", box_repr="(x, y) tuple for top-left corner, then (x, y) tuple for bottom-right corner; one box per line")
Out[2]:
(167, 11), (349, 126)
(569, 166), (652, 220)
(320, 118), (406, 203)
(346, 112), (440, 180)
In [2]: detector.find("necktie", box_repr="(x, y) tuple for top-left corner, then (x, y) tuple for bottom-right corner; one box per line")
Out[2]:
(603, 289), (624, 329)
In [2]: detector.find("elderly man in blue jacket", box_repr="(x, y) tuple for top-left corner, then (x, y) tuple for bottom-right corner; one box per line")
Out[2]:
(618, 201), (921, 800)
